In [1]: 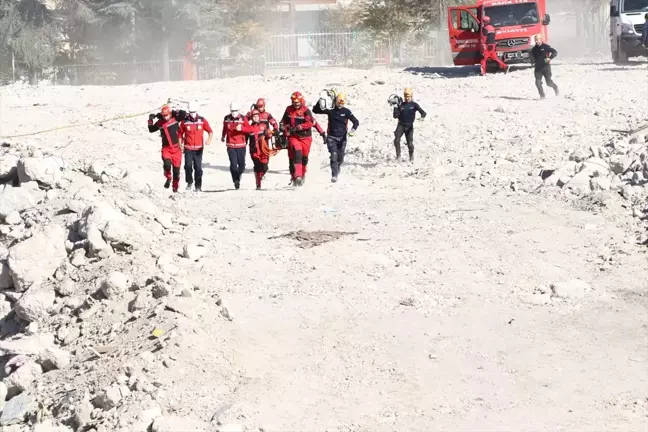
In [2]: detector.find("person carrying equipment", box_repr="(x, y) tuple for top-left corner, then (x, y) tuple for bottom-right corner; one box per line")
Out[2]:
(148, 104), (187, 193)
(279, 91), (326, 186)
(238, 109), (276, 190)
(221, 101), (247, 190)
(313, 91), (359, 183)
(480, 16), (509, 76)
(529, 34), (559, 99)
(393, 88), (426, 162)
(247, 98), (279, 131)
(179, 102), (213, 192)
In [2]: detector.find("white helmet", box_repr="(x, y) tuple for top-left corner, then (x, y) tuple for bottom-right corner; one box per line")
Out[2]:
(188, 101), (199, 113)
(229, 101), (241, 113)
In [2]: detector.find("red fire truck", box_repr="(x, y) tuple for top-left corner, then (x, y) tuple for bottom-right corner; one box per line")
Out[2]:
(447, 0), (551, 68)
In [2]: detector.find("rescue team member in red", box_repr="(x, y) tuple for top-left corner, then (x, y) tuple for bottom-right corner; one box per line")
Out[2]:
(221, 101), (247, 190)
(148, 105), (187, 193)
(279, 91), (325, 186)
(247, 98), (279, 131)
(239, 110), (274, 190)
(179, 102), (213, 192)
(480, 16), (509, 76)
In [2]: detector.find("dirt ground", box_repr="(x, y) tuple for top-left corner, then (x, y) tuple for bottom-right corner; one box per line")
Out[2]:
(0, 59), (647, 431)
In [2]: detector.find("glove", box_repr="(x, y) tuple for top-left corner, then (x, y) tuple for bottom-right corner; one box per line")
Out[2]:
(148, 113), (156, 121)
(348, 130), (355, 137)
(544, 57), (551, 63)
(418, 116), (426, 122)
(321, 133), (327, 143)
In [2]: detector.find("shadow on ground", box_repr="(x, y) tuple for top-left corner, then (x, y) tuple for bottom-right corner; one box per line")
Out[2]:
(487, 95), (539, 101)
(203, 162), (289, 175)
(403, 66), (478, 78)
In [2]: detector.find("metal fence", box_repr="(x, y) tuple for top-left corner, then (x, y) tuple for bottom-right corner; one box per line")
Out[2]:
(5, 31), (449, 86)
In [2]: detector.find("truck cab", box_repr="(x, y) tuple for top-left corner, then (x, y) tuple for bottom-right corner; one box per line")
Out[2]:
(447, 0), (550, 67)
(610, 0), (648, 63)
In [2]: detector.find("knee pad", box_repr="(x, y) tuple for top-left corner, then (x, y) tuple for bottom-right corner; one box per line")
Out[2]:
(302, 156), (309, 166)
(294, 150), (303, 163)
(262, 163), (269, 173)
(163, 159), (172, 171)
(172, 167), (181, 179)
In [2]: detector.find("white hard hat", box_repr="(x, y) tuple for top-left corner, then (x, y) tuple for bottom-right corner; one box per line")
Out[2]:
(229, 101), (240, 112)
(188, 101), (199, 113)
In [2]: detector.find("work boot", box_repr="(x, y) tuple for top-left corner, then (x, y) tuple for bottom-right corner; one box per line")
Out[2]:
(164, 179), (171, 189)
(331, 176), (338, 183)
(409, 153), (415, 162)
(294, 177), (304, 186)
(234, 181), (240, 190)
(186, 182), (193, 192)
(554, 87), (560, 96)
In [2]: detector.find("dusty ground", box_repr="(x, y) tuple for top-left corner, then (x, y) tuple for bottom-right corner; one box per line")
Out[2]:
(0, 59), (647, 431)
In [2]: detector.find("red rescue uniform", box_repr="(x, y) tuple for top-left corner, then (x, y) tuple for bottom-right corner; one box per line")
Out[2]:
(280, 105), (324, 182)
(241, 120), (274, 189)
(180, 114), (212, 151)
(480, 23), (508, 75)
(148, 107), (186, 192)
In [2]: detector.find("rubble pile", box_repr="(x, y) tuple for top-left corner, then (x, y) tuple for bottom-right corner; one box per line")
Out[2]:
(542, 129), (648, 244)
(0, 143), (232, 432)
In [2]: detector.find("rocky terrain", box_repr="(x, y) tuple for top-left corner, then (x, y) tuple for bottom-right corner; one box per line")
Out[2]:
(0, 59), (646, 432)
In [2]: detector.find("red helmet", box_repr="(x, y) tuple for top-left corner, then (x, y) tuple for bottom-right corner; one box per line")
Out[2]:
(251, 109), (260, 117)
(256, 98), (266, 109)
(161, 105), (171, 116)
(483, 15), (491, 23)
(290, 91), (304, 104)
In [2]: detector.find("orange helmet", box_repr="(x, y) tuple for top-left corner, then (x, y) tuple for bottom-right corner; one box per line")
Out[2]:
(161, 105), (171, 116)
(483, 16), (491, 23)
(291, 91), (304, 104)
(256, 98), (266, 109)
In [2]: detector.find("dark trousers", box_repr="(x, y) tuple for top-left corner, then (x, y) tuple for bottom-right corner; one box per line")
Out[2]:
(394, 123), (414, 159)
(534, 65), (558, 98)
(227, 147), (246, 184)
(184, 149), (203, 188)
(327, 135), (347, 177)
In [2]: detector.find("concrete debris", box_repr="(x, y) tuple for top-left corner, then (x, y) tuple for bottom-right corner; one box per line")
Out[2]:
(17, 157), (63, 187)
(92, 385), (122, 410)
(36, 347), (71, 372)
(0, 183), (44, 220)
(4, 359), (43, 398)
(100, 271), (130, 299)
(32, 420), (74, 432)
(0, 391), (34, 426)
(7, 224), (67, 291)
(14, 284), (55, 322)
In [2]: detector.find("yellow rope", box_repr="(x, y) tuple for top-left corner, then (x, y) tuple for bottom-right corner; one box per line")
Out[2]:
(0, 104), (166, 139)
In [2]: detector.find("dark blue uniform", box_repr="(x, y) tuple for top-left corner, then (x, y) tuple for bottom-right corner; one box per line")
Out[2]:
(393, 101), (426, 161)
(313, 104), (360, 179)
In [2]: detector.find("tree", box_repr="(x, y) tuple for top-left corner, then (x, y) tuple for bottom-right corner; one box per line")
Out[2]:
(0, 0), (58, 84)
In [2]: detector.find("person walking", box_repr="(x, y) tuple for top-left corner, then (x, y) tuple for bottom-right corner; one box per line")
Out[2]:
(179, 102), (213, 192)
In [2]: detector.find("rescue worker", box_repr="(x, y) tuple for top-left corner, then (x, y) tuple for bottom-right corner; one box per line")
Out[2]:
(393, 88), (426, 162)
(247, 98), (279, 130)
(239, 110), (274, 190)
(179, 102), (213, 192)
(280, 91), (326, 186)
(480, 16), (509, 75)
(221, 101), (247, 189)
(529, 34), (559, 99)
(313, 92), (359, 183)
(148, 104), (186, 193)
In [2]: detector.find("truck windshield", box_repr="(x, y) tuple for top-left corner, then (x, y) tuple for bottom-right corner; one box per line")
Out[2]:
(483, 3), (540, 27)
(622, 0), (648, 12)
